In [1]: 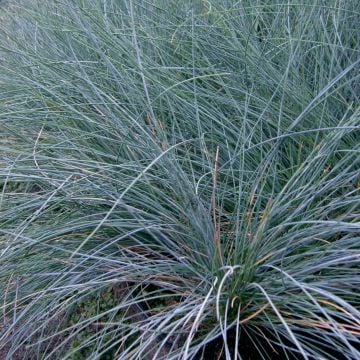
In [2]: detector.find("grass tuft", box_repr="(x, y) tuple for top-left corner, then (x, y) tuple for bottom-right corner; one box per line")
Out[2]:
(0, 0), (359, 359)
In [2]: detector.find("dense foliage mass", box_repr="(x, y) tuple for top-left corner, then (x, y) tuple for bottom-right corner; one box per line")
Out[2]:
(0, 1), (359, 359)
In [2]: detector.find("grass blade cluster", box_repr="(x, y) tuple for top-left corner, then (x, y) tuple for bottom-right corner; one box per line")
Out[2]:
(0, 0), (359, 359)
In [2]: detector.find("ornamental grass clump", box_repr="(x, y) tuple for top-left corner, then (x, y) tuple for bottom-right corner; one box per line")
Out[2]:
(0, 0), (359, 359)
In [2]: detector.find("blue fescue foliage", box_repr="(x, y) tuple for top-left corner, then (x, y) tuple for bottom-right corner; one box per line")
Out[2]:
(0, 1), (359, 359)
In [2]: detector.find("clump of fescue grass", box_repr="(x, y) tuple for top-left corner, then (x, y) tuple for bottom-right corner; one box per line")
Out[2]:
(0, 0), (359, 359)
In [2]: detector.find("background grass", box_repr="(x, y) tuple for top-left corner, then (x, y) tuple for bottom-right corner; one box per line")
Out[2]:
(0, 0), (359, 359)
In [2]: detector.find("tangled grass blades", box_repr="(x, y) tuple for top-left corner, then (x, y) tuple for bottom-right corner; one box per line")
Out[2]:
(0, 0), (359, 359)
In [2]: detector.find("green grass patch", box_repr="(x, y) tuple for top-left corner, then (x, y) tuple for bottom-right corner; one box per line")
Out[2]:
(0, 0), (359, 359)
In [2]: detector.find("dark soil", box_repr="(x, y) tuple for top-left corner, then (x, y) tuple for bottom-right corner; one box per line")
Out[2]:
(194, 326), (300, 360)
(195, 326), (360, 360)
